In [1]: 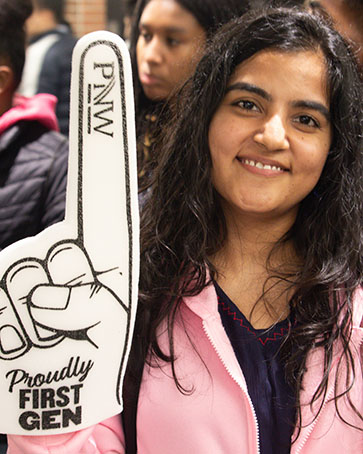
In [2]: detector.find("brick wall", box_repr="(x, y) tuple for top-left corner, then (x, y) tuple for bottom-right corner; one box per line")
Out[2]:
(65, 0), (107, 38)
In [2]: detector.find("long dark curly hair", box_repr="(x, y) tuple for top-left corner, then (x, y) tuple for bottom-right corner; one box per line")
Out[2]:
(134, 7), (363, 436)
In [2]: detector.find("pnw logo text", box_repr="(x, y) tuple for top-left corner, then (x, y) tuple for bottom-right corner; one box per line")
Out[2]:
(87, 62), (115, 137)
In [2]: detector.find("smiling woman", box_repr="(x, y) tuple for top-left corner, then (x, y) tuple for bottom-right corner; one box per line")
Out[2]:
(6, 6), (363, 454)
(134, 6), (362, 453)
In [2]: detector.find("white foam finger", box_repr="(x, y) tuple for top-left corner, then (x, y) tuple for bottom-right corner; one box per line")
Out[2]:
(0, 288), (28, 359)
(67, 31), (139, 277)
(30, 284), (103, 332)
(5, 260), (63, 348)
(46, 241), (94, 285)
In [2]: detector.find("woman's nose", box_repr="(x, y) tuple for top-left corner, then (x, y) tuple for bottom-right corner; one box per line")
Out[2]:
(144, 37), (164, 65)
(253, 114), (289, 151)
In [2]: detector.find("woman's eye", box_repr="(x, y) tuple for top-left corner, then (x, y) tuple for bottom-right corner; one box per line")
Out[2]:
(166, 37), (180, 46)
(236, 100), (259, 111)
(140, 31), (152, 42)
(295, 115), (319, 128)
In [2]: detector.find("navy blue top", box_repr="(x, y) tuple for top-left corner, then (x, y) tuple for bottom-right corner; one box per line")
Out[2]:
(215, 282), (296, 454)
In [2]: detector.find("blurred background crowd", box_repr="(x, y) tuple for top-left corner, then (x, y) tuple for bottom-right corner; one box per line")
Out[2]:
(14, 0), (363, 139)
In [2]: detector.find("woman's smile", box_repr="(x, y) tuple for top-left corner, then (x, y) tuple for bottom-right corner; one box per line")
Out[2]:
(236, 156), (288, 176)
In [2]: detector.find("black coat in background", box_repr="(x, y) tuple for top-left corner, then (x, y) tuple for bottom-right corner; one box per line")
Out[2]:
(0, 120), (68, 250)
(36, 29), (77, 136)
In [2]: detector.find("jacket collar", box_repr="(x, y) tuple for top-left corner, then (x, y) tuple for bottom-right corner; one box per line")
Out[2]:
(183, 280), (219, 321)
(0, 94), (59, 136)
(184, 278), (363, 331)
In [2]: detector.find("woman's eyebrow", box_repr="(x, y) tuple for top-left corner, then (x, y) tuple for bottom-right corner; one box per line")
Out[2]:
(139, 23), (186, 35)
(291, 100), (330, 121)
(226, 82), (272, 101)
(226, 83), (330, 120)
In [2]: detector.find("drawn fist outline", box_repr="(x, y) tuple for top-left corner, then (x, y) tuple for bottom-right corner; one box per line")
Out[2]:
(1, 239), (128, 358)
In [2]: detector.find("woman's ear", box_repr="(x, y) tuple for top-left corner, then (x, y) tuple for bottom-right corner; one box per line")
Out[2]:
(0, 65), (14, 95)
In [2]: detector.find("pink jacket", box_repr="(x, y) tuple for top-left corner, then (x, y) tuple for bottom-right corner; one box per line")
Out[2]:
(8, 284), (363, 453)
(0, 94), (59, 135)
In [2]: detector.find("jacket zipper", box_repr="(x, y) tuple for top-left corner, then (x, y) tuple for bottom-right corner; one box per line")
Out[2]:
(202, 319), (261, 454)
(293, 385), (336, 454)
(294, 332), (363, 454)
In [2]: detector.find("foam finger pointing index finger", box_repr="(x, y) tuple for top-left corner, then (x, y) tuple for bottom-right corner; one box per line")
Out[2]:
(67, 31), (139, 274)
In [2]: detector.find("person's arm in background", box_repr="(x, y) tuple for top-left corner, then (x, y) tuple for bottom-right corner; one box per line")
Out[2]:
(37, 130), (69, 230)
(37, 36), (76, 136)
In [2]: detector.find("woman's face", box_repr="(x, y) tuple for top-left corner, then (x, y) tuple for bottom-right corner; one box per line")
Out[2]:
(208, 49), (332, 224)
(136, 0), (206, 101)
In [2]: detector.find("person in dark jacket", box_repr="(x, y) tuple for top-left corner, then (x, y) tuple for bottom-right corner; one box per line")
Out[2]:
(18, 0), (77, 136)
(0, 0), (68, 251)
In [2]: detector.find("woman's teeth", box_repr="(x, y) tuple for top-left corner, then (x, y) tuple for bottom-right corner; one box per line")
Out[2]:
(241, 158), (283, 171)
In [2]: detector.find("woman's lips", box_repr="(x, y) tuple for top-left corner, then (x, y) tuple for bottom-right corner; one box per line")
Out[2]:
(237, 157), (288, 176)
(139, 72), (163, 86)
